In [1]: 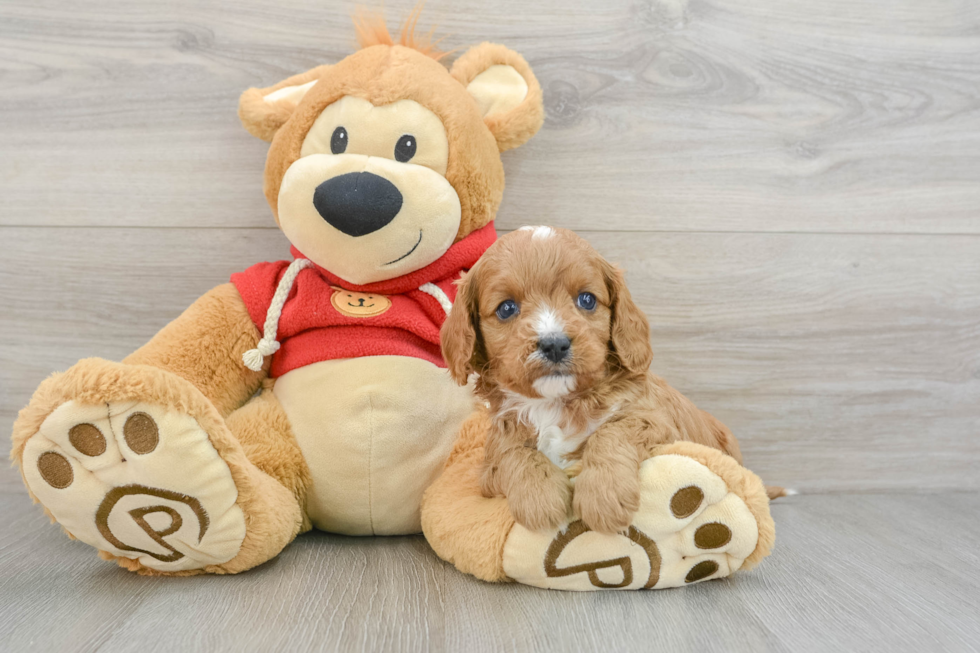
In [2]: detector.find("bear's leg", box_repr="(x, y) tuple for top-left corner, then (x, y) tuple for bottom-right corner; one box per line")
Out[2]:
(225, 383), (314, 533)
(421, 409), (776, 590)
(12, 359), (304, 576)
(421, 410), (516, 582)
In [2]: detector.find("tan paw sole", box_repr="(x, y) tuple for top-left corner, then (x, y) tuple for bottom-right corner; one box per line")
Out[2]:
(502, 451), (765, 590)
(22, 400), (246, 572)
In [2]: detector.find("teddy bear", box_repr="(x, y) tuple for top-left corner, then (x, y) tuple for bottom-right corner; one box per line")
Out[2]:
(11, 15), (543, 575)
(12, 14), (774, 588)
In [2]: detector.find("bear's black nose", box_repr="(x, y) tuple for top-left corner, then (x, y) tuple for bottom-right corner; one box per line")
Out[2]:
(312, 172), (403, 237)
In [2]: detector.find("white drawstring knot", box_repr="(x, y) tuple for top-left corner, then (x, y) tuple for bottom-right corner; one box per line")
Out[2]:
(242, 338), (281, 371)
(242, 258), (313, 371)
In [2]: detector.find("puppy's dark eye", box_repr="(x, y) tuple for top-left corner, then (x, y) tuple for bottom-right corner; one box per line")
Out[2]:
(395, 134), (417, 162)
(331, 127), (348, 154)
(495, 299), (520, 321)
(577, 292), (597, 311)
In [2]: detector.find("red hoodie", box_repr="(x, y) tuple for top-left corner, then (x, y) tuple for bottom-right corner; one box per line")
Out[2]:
(231, 223), (495, 378)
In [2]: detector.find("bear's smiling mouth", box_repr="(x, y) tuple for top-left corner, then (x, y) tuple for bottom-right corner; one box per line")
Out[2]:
(383, 230), (423, 266)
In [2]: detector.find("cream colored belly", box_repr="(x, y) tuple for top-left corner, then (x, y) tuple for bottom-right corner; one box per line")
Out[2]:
(273, 356), (476, 536)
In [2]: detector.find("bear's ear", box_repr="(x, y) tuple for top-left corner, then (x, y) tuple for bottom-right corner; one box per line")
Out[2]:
(238, 64), (332, 142)
(451, 43), (544, 152)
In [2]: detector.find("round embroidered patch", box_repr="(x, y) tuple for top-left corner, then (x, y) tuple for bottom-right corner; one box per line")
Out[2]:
(330, 287), (392, 317)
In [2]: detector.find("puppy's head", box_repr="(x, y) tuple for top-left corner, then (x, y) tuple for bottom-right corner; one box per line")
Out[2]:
(442, 226), (653, 398)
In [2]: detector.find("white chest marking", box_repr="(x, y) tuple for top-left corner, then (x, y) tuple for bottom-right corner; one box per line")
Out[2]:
(532, 374), (576, 398)
(501, 391), (613, 469)
(537, 423), (593, 470)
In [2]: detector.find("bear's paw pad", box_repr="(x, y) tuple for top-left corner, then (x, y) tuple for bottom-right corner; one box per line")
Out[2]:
(502, 454), (760, 590)
(22, 401), (246, 572)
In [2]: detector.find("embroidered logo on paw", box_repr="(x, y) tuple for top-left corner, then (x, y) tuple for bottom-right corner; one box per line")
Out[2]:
(544, 520), (661, 589)
(330, 286), (392, 317)
(35, 412), (212, 565)
(540, 485), (734, 589)
(505, 455), (762, 590)
(95, 484), (210, 563)
(24, 400), (246, 571)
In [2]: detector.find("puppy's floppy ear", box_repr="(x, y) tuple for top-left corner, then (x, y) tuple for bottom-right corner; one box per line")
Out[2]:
(238, 64), (332, 142)
(602, 262), (653, 374)
(451, 43), (544, 152)
(441, 268), (485, 385)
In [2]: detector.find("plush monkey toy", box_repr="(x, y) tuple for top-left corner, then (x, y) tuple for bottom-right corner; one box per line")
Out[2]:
(12, 15), (774, 589)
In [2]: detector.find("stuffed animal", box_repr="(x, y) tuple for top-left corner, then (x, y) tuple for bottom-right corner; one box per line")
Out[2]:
(11, 14), (774, 588)
(11, 15), (543, 575)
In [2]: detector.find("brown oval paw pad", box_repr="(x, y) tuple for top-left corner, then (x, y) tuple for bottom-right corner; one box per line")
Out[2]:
(68, 423), (106, 457)
(694, 522), (732, 549)
(22, 402), (247, 572)
(685, 560), (719, 583)
(124, 413), (159, 454)
(37, 451), (73, 489)
(670, 485), (704, 518)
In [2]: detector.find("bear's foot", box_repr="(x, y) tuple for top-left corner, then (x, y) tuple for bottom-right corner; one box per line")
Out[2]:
(501, 442), (774, 590)
(22, 399), (246, 572)
(13, 359), (303, 575)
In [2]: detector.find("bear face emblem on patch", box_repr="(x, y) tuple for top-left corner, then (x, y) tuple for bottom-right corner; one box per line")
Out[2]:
(330, 286), (392, 318)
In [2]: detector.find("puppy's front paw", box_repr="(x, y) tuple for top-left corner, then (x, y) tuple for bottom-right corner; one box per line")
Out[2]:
(573, 469), (641, 535)
(479, 463), (503, 499)
(508, 471), (572, 532)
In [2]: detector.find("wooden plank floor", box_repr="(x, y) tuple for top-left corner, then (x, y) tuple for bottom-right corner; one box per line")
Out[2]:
(2, 490), (978, 652)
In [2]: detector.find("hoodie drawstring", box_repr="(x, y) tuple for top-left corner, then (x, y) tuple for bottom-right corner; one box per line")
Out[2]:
(242, 258), (314, 371)
(242, 261), (455, 372)
(417, 282), (453, 315)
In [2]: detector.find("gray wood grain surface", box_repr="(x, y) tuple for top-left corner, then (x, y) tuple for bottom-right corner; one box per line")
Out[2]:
(2, 0), (979, 233)
(2, 491), (978, 653)
(2, 227), (978, 492)
(1, 0), (979, 651)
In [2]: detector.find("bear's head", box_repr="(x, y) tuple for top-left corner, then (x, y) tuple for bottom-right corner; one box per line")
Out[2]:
(238, 15), (544, 285)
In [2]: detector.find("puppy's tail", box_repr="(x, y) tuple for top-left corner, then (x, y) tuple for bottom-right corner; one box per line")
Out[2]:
(765, 485), (798, 501)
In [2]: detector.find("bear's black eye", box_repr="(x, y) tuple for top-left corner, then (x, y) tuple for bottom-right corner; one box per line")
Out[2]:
(330, 127), (348, 154)
(495, 299), (520, 321)
(395, 134), (417, 162)
(577, 292), (597, 311)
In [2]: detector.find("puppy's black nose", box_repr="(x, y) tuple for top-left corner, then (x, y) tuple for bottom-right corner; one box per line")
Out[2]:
(538, 334), (571, 364)
(313, 172), (403, 237)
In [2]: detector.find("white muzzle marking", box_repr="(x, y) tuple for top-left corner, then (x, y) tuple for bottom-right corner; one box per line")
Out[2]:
(533, 307), (565, 340)
(532, 374), (576, 398)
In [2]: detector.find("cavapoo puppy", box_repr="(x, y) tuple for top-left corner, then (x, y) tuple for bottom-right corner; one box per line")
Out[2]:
(441, 226), (756, 534)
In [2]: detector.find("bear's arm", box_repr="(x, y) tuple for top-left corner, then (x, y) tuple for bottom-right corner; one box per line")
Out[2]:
(124, 283), (266, 416)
